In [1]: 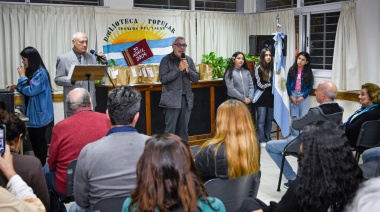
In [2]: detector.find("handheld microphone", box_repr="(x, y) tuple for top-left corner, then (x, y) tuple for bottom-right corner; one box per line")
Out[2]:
(90, 49), (105, 60)
(181, 53), (186, 60)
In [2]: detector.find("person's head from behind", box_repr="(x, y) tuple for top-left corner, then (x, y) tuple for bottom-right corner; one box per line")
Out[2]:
(130, 133), (209, 211)
(20, 46), (46, 78)
(211, 100), (259, 178)
(65, 88), (92, 117)
(345, 176), (380, 212)
(107, 86), (141, 126)
(0, 110), (26, 153)
(72, 32), (88, 54)
(314, 80), (338, 103)
(360, 83), (380, 107)
(297, 120), (363, 212)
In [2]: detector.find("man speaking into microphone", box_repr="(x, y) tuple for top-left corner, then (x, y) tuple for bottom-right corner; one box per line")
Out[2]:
(55, 32), (107, 117)
(159, 36), (200, 142)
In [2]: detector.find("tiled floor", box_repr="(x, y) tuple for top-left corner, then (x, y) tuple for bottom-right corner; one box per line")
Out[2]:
(257, 145), (298, 205)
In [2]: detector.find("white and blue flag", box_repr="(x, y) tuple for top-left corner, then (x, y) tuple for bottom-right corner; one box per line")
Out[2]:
(272, 31), (290, 137)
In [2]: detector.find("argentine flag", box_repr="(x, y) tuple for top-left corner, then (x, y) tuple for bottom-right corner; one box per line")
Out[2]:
(272, 32), (290, 137)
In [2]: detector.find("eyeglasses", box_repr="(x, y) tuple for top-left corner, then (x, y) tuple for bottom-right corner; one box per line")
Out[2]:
(76, 40), (88, 45)
(173, 43), (188, 48)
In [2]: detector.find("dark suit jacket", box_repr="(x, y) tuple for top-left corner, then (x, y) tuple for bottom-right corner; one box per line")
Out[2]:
(55, 50), (97, 116)
(345, 105), (380, 147)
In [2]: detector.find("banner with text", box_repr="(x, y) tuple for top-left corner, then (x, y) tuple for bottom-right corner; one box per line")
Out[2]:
(95, 9), (182, 66)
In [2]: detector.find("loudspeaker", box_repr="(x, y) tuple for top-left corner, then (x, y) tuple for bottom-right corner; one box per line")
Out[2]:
(0, 90), (14, 114)
(249, 35), (287, 56)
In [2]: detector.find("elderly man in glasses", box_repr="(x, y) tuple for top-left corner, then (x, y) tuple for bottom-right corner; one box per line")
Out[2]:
(158, 36), (200, 142)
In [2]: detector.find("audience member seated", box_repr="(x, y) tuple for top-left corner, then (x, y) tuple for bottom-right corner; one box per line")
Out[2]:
(345, 176), (380, 212)
(0, 110), (50, 210)
(344, 83), (380, 148)
(70, 86), (150, 212)
(122, 133), (225, 212)
(45, 88), (110, 198)
(0, 145), (45, 211)
(265, 81), (343, 186)
(194, 99), (260, 183)
(242, 121), (363, 212)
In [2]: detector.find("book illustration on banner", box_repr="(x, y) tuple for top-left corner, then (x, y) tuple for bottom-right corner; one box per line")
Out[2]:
(122, 39), (154, 66)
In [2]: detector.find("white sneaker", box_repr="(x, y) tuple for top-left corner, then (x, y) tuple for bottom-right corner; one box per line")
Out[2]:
(260, 143), (266, 148)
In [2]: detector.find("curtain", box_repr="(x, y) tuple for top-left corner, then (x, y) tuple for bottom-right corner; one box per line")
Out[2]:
(0, 4), (96, 91)
(332, 2), (360, 91)
(0, 4), (26, 88)
(181, 12), (197, 61)
(248, 10), (295, 72)
(196, 12), (249, 64)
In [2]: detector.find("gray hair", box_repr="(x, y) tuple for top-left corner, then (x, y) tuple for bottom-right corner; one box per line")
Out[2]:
(66, 88), (91, 116)
(72, 32), (87, 40)
(172, 36), (185, 45)
(346, 176), (380, 212)
(319, 81), (338, 100)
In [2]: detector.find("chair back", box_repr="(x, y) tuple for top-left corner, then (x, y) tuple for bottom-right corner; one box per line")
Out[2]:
(356, 120), (380, 148)
(283, 135), (302, 156)
(93, 196), (128, 212)
(66, 159), (78, 197)
(204, 172), (261, 212)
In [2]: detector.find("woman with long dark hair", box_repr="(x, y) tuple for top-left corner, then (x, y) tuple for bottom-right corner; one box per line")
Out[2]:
(122, 134), (225, 212)
(7, 47), (53, 166)
(242, 121), (363, 212)
(286, 51), (314, 136)
(224, 51), (254, 106)
(254, 48), (274, 148)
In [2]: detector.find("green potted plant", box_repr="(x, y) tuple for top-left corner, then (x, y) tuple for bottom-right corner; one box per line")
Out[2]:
(244, 54), (259, 73)
(202, 52), (228, 78)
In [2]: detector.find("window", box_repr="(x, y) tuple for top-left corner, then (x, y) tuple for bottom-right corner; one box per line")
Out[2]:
(309, 12), (339, 69)
(134, 0), (190, 10)
(195, 0), (236, 12)
(266, 0), (296, 10)
(0, 0), (103, 6)
(134, 0), (237, 12)
(303, 0), (347, 6)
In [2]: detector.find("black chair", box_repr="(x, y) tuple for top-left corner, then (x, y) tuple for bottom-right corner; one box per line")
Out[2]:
(277, 136), (302, 191)
(50, 159), (77, 212)
(93, 196), (128, 212)
(354, 120), (380, 161)
(204, 172), (261, 212)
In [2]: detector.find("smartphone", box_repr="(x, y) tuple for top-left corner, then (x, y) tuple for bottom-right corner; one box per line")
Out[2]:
(0, 124), (5, 156)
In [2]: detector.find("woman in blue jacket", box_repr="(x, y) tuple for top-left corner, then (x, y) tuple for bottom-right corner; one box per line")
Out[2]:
(10, 47), (54, 166)
(286, 52), (314, 136)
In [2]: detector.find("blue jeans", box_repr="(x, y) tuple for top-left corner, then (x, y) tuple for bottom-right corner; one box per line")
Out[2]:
(68, 203), (87, 212)
(256, 107), (274, 143)
(290, 91), (310, 136)
(265, 137), (297, 181)
(362, 147), (380, 163)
